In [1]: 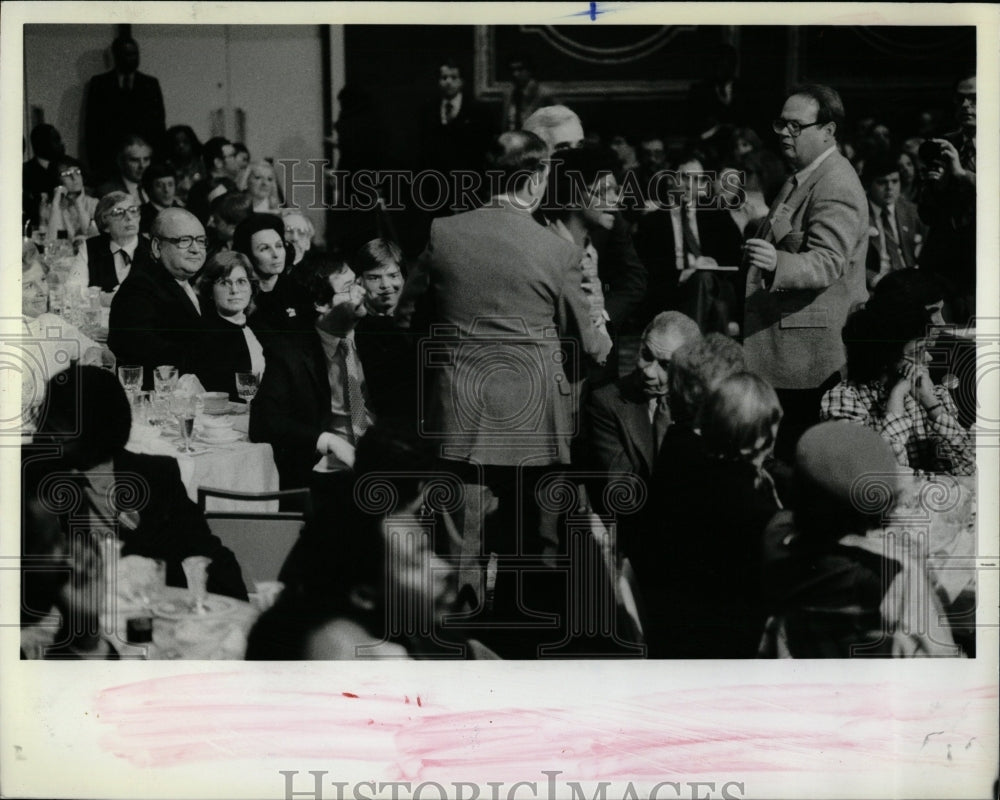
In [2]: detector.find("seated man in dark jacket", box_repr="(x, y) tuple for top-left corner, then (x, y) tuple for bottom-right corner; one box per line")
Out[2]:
(26, 365), (247, 600)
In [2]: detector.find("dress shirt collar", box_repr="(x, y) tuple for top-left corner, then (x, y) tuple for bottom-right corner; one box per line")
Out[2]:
(110, 237), (139, 258)
(794, 145), (837, 183)
(316, 325), (354, 360)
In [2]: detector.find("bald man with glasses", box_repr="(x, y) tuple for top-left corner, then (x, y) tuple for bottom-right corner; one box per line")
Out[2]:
(742, 84), (868, 461)
(108, 208), (209, 388)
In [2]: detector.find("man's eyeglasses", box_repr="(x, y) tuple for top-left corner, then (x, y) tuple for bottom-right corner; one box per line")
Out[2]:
(771, 118), (825, 137)
(59, 167), (82, 178)
(107, 206), (141, 219)
(158, 235), (208, 249)
(216, 277), (251, 291)
(284, 227), (310, 237)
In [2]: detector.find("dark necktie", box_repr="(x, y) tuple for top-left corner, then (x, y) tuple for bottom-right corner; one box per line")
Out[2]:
(652, 396), (670, 453)
(444, 100), (455, 124)
(958, 136), (976, 173)
(339, 337), (369, 443)
(117, 249), (132, 269)
(758, 176), (797, 243)
(680, 203), (701, 262)
(880, 206), (905, 271)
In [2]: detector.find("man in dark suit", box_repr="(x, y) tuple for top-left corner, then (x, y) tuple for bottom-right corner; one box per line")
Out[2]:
(863, 154), (926, 290)
(26, 365), (247, 601)
(584, 311), (701, 555)
(395, 130), (610, 637)
(635, 153), (745, 334)
(84, 36), (165, 183)
(249, 261), (366, 493)
(743, 84), (868, 461)
(97, 136), (152, 204)
(918, 73), (976, 324)
(417, 59), (495, 214)
(23, 124), (66, 227)
(352, 238), (416, 423)
(187, 137), (240, 224)
(107, 208), (207, 388)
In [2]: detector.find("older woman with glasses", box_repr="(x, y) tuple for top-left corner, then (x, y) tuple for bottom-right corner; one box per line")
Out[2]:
(190, 251), (266, 400)
(68, 190), (153, 303)
(45, 155), (99, 248)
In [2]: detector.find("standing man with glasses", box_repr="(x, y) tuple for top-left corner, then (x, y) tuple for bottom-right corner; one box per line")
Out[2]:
(742, 84), (868, 461)
(108, 208), (208, 388)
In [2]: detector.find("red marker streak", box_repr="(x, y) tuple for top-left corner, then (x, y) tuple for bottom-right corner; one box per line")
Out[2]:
(93, 675), (998, 782)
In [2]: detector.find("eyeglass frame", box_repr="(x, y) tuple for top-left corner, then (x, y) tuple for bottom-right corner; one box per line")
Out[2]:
(214, 277), (253, 291)
(105, 205), (142, 220)
(771, 118), (827, 137)
(156, 234), (208, 249)
(59, 167), (83, 178)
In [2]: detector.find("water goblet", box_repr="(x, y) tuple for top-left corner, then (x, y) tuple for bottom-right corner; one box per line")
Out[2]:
(235, 371), (260, 410)
(181, 556), (212, 614)
(171, 394), (198, 454)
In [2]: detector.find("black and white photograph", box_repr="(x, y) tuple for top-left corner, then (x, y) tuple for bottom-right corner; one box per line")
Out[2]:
(1, 3), (997, 799)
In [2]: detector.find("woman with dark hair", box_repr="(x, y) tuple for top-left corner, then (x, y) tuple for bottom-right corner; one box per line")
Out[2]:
(139, 162), (184, 234)
(232, 213), (313, 340)
(162, 124), (204, 204)
(191, 251), (266, 400)
(246, 420), (491, 660)
(820, 293), (974, 475)
(45, 154), (99, 248)
(539, 145), (618, 363)
(28, 365), (248, 601)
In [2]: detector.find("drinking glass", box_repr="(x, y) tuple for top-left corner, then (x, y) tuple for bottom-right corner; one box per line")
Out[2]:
(97, 348), (117, 373)
(171, 394), (197, 454)
(153, 365), (179, 395)
(118, 365), (143, 396)
(48, 287), (64, 316)
(145, 391), (169, 427)
(235, 371), (260, 409)
(82, 307), (101, 332)
(181, 556), (212, 614)
(129, 390), (150, 426)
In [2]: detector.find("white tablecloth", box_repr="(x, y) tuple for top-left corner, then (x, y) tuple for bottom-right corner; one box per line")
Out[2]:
(126, 413), (279, 512)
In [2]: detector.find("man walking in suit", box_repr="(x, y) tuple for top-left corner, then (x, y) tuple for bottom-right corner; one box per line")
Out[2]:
(84, 36), (165, 183)
(395, 131), (610, 649)
(107, 208), (207, 388)
(742, 84), (868, 461)
(864, 154), (926, 290)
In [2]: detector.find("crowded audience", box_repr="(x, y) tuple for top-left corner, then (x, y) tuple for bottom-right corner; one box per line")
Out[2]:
(18, 31), (979, 660)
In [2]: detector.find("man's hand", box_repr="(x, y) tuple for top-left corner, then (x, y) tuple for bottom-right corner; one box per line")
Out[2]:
(743, 238), (778, 272)
(317, 432), (356, 469)
(922, 138), (965, 184)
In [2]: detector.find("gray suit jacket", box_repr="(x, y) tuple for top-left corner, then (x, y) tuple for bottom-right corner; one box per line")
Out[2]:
(396, 202), (611, 465)
(743, 150), (868, 389)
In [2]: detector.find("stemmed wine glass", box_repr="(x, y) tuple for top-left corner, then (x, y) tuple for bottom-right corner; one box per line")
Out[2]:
(235, 371), (260, 411)
(171, 394), (198, 454)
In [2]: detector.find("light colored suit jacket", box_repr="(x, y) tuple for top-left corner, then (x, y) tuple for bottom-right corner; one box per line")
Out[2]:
(743, 150), (868, 389)
(397, 202), (611, 466)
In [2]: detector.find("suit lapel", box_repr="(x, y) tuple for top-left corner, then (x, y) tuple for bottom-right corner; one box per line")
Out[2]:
(618, 374), (655, 474)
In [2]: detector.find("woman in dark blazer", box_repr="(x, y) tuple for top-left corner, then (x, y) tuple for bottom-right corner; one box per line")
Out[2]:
(232, 213), (314, 345)
(191, 251), (266, 401)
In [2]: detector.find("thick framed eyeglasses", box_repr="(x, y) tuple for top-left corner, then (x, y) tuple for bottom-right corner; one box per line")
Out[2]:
(107, 206), (141, 219)
(59, 168), (83, 178)
(158, 235), (208, 249)
(216, 277), (251, 290)
(772, 118), (825, 137)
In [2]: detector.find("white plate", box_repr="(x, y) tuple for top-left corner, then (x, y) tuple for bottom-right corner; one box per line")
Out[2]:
(197, 429), (244, 444)
(152, 596), (237, 619)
